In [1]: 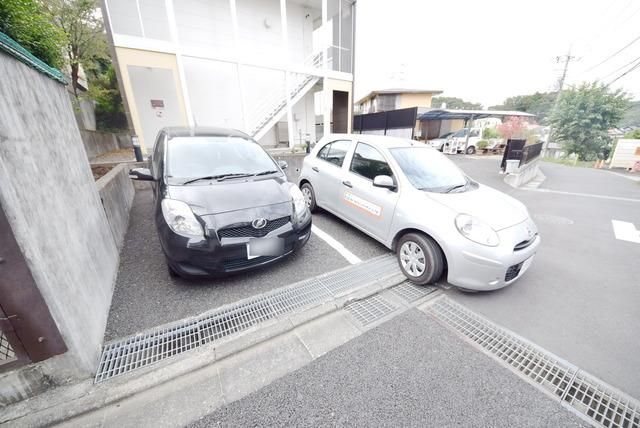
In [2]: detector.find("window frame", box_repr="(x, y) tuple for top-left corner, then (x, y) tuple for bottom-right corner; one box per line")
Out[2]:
(348, 142), (395, 183)
(317, 139), (352, 168)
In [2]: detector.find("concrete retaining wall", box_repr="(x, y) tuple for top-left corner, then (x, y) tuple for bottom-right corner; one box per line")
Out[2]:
(80, 129), (130, 160)
(504, 159), (542, 187)
(0, 50), (120, 398)
(270, 153), (307, 184)
(97, 164), (136, 250)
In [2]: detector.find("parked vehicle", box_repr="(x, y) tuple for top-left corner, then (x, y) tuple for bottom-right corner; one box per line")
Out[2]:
(443, 127), (481, 154)
(298, 134), (540, 291)
(129, 127), (311, 278)
(427, 132), (453, 151)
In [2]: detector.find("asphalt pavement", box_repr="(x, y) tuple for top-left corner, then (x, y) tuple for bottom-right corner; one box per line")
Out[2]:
(104, 189), (388, 341)
(190, 310), (586, 427)
(447, 156), (640, 399)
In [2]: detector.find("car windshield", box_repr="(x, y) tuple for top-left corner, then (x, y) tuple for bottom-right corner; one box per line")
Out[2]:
(166, 136), (278, 183)
(451, 129), (467, 138)
(390, 147), (470, 193)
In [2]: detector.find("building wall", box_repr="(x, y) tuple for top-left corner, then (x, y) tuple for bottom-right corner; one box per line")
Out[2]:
(610, 139), (640, 169)
(398, 93), (433, 109)
(323, 77), (352, 134)
(0, 52), (120, 377)
(113, 47), (188, 151)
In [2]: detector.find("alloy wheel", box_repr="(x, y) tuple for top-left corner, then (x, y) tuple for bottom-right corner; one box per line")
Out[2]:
(301, 187), (313, 208)
(399, 241), (426, 277)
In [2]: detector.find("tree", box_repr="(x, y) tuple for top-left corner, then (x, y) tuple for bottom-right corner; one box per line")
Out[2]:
(619, 101), (640, 128)
(490, 92), (556, 124)
(496, 117), (528, 140)
(88, 63), (128, 131)
(624, 129), (640, 139)
(0, 0), (66, 67)
(44, 0), (109, 97)
(432, 96), (483, 110)
(549, 83), (629, 161)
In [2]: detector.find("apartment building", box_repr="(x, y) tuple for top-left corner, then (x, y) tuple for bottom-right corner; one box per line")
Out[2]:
(354, 88), (443, 115)
(101, 0), (355, 151)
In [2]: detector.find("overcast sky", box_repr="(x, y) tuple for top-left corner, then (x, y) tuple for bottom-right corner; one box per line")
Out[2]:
(354, 0), (640, 107)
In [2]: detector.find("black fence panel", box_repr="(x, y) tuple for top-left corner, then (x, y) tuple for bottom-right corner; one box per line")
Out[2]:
(353, 107), (418, 135)
(521, 142), (543, 166)
(501, 139), (526, 170)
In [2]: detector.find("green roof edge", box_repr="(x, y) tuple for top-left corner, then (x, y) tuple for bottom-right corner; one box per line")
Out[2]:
(0, 31), (68, 84)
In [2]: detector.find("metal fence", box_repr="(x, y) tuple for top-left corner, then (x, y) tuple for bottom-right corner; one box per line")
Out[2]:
(521, 142), (543, 166)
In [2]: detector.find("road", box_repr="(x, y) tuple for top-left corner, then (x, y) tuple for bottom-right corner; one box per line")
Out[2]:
(105, 155), (640, 401)
(190, 310), (585, 428)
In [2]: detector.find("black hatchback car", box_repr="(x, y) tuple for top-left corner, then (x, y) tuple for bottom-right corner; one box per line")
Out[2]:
(129, 127), (311, 278)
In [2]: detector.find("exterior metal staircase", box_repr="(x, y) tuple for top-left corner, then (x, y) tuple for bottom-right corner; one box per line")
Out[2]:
(249, 52), (322, 141)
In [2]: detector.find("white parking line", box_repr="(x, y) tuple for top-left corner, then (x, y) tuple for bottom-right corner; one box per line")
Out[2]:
(611, 220), (640, 244)
(608, 171), (640, 182)
(523, 188), (640, 203)
(311, 225), (362, 264)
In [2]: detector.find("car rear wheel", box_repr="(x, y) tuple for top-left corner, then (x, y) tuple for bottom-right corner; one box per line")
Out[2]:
(397, 233), (444, 285)
(466, 145), (476, 155)
(300, 182), (318, 212)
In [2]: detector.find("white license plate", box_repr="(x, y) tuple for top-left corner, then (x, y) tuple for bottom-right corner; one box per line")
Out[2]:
(519, 254), (535, 275)
(246, 237), (284, 259)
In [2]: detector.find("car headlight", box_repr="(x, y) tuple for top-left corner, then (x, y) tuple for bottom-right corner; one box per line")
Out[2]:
(289, 185), (307, 219)
(161, 199), (204, 238)
(455, 214), (500, 247)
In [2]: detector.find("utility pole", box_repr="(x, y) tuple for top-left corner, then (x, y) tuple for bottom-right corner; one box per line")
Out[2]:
(544, 50), (577, 156)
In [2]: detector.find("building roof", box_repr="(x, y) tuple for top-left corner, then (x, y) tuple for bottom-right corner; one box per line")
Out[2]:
(355, 88), (444, 105)
(417, 108), (536, 121)
(0, 31), (67, 84)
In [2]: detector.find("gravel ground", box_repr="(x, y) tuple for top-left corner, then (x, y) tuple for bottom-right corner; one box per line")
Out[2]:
(190, 310), (586, 427)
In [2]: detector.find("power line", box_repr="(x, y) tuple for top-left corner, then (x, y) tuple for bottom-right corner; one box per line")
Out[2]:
(607, 60), (640, 85)
(584, 34), (640, 72)
(600, 55), (640, 80)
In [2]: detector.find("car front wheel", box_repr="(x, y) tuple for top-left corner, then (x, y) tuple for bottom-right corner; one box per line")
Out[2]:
(397, 233), (444, 285)
(466, 145), (476, 155)
(300, 182), (318, 212)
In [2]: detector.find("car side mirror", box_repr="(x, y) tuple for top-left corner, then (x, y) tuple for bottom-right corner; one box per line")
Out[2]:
(373, 175), (395, 190)
(129, 167), (154, 181)
(278, 160), (288, 170)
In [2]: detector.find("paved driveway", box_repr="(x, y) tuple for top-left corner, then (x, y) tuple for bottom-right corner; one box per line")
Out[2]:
(446, 156), (640, 398)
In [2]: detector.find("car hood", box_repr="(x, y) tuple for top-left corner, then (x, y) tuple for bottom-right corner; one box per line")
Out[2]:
(167, 176), (292, 216)
(427, 184), (529, 231)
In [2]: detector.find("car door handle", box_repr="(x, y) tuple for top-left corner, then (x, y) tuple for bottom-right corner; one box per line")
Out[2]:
(312, 166), (319, 172)
(342, 180), (353, 188)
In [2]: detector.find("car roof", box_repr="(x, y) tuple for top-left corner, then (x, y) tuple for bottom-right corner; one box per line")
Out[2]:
(161, 126), (251, 139)
(323, 133), (418, 150)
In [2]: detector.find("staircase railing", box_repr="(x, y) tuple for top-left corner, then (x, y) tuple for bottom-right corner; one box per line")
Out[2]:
(246, 51), (322, 137)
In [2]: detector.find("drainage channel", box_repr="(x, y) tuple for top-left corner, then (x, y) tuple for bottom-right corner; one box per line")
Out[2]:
(426, 296), (640, 428)
(95, 254), (399, 383)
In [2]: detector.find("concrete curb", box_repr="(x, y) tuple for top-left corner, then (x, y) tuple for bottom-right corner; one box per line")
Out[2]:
(2, 272), (408, 427)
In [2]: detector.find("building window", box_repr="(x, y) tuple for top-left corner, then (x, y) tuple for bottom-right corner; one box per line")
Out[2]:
(106, 0), (169, 41)
(327, 0), (354, 73)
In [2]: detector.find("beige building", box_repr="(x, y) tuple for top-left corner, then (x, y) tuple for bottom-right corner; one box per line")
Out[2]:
(354, 88), (443, 115)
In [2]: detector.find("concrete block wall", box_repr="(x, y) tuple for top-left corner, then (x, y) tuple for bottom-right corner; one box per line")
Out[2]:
(504, 159), (541, 188)
(0, 51), (120, 384)
(80, 129), (131, 160)
(97, 164), (136, 250)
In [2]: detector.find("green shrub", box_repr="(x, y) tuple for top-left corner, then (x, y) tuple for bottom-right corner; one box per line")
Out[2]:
(0, 0), (66, 68)
(477, 140), (489, 150)
(482, 128), (500, 139)
(624, 129), (640, 139)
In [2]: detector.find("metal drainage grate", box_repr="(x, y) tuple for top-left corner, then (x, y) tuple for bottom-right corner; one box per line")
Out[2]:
(564, 371), (640, 428)
(96, 254), (399, 383)
(345, 294), (397, 326)
(0, 330), (16, 363)
(426, 296), (640, 428)
(391, 281), (437, 303)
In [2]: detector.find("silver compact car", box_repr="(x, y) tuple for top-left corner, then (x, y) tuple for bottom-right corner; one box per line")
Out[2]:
(298, 134), (540, 291)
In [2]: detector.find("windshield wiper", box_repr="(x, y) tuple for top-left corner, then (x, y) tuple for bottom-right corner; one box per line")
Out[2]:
(252, 170), (279, 176)
(182, 173), (251, 185)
